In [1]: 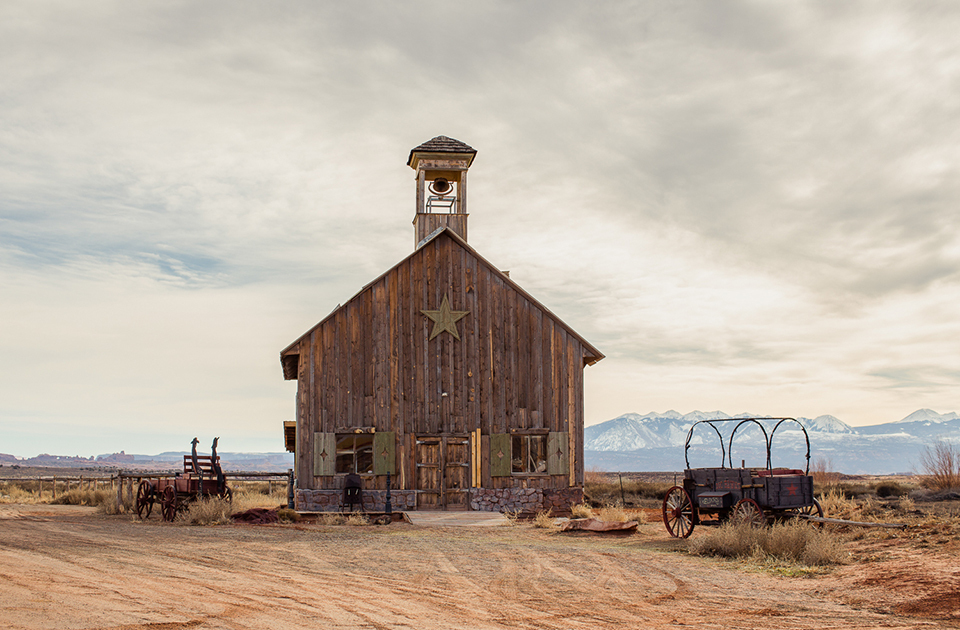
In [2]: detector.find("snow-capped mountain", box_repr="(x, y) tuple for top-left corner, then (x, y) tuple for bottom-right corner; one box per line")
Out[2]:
(799, 415), (856, 434)
(891, 408), (960, 424)
(584, 409), (959, 475)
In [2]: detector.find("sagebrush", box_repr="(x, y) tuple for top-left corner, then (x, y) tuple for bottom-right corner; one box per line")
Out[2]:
(688, 520), (846, 566)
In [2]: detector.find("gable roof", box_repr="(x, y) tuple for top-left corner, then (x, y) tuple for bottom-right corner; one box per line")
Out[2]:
(407, 135), (477, 166)
(281, 228), (603, 379)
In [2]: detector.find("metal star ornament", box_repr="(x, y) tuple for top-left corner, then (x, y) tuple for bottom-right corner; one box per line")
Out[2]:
(421, 294), (469, 341)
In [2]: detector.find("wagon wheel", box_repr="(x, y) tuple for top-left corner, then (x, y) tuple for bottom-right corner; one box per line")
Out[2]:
(160, 486), (178, 522)
(662, 486), (696, 538)
(790, 498), (824, 526)
(219, 487), (232, 503)
(135, 481), (154, 520)
(731, 498), (766, 527)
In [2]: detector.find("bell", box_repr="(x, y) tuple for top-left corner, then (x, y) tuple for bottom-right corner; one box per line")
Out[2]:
(430, 178), (451, 195)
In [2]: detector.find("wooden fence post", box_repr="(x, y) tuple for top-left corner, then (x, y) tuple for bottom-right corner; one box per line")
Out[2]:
(116, 474), (123, 511)
(53, 476), (57, 500)
(38, 478), (43, 499)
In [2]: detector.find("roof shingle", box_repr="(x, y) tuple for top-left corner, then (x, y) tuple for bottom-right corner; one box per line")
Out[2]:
(407, 135), (476, 166)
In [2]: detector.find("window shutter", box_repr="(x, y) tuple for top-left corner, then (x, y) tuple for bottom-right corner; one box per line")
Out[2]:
(313, 432), (336, 476)
(373, 431), (396, 475)
(547, 431), (569, 475)
(490, 433), (512, 477)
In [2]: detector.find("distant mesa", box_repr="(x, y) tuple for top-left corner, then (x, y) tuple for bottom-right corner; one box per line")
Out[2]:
(95, 451), (135, 463)
(0, 450), (295, 472)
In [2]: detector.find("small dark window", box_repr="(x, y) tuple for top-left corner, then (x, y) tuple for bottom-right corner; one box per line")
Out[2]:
(336, 434), (374, 474)
(512, 435), (547, 474)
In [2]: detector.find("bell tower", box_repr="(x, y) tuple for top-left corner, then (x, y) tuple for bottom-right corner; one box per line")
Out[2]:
(407, 135), (477, 248)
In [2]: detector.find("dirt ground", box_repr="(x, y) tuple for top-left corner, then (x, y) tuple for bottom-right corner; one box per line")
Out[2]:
(1, 503), (958, 630)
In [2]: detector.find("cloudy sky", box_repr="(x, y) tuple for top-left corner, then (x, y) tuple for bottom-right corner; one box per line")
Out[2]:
(2, 2), (959, 457)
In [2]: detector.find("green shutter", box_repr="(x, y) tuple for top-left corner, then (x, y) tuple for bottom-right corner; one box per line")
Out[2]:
(313, 432), (336, 476)
(373, 431), (396, 475)
(490, 433), (512, 477)
(547, 431), (569, 476)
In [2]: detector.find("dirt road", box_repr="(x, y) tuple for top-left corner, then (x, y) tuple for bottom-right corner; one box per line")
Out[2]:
(0, 504), (955, 629)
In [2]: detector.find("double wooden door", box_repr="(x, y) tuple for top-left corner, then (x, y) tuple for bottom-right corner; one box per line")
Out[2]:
(416, 435), (470, 510)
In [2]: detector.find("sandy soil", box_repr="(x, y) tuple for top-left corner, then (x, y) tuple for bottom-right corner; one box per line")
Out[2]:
(1, 503), (958, 630)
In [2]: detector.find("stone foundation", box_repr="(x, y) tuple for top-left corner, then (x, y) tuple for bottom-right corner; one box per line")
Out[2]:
(296, 489), (416, 512)
(469, 487), (583, 513)
(297, 487), (583, 513)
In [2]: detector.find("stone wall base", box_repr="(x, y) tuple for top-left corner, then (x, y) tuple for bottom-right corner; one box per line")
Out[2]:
(470, 487), (583, 513)
(297, 487), (583, 513)
(296, 489), (416, 512)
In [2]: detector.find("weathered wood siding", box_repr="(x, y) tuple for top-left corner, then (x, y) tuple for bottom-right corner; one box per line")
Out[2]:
(292, 231), (590, 491)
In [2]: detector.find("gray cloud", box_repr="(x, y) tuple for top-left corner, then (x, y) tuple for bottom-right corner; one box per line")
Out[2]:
(1, 1), (959, 454)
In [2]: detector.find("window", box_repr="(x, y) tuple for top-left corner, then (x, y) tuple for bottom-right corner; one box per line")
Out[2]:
(336, 434), (374, 474)
(512, 434), (547, 474)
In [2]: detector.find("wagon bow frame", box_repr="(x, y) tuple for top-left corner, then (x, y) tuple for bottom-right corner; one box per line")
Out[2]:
(683, 416), (811, 475)
(665, 417), (822, 539)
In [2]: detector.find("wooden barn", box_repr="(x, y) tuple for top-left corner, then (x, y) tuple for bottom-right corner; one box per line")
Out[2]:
(280, 136), (603, 512)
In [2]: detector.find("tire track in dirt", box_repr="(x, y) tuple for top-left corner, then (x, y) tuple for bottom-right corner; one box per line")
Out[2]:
(5, 508), (956, 630)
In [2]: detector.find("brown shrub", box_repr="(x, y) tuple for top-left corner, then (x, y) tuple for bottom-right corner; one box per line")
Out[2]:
(277, 508), (301, 523)
(596, 505), (646, 524)
(810, 456), (840, 488)
(0, 481), (44, 504)
(532, 509), (557, 529)
(179, 497), (233, 525)
(51, 488), (113, 507)
(689, 520), (846, 566)
(570, 503), (593, 519)
(345, 513), (370, 526)
(315, 513), (347, 525)
(919, 440), (960, 491)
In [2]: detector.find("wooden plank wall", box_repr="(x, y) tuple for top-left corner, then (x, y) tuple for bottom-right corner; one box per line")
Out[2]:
(296, 232), (588, 491)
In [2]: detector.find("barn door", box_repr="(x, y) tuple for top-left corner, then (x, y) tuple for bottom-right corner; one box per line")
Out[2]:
(416, 435), (470, 510)
(443, 436), (470, 510)
(415, 437), (441, 509)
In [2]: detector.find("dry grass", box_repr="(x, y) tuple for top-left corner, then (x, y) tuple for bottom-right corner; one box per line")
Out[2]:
(817, 487), (883, 521)
(179, 496), (234, 525)
(51, 488), (114, 508)
(688, 520), (847, 567)
(346, 513), (370, 526)
(570, 503), (593, 519)
(584, 475), (673, 508)
(312, 512), (371, 526)
(532, 509), (557, 529)
(177, 487), (287, 525)
(816, 487), (904, 522)
(314, 513), (348, 525)
(595, 505), (646, 524)
(0, 481), (44, 504)
(919, 440), (960, 491)
(584, 467), (607, 485)
(1, 480), (117, 505)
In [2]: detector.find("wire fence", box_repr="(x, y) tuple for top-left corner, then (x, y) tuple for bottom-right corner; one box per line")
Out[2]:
(0, 470), (294, 508)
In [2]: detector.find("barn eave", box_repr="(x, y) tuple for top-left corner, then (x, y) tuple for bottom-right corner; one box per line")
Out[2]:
(278, 227), (603, 379)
